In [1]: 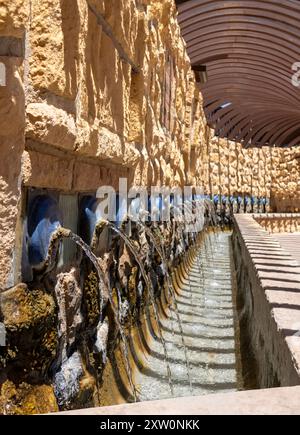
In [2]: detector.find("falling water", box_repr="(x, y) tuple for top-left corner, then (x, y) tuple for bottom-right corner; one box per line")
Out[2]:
(102, 221), (174, 396)
(137, 221), (193, 392)
(45, 227), (139, 402)
(133, 229), (241, 401)
(44, 195), (232, 406)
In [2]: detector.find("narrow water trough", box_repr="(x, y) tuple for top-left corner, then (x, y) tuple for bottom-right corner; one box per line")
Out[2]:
(99, 230), (244, 406)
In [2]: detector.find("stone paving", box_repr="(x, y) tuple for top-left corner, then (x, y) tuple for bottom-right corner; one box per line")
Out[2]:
(274, 233), (300, 264)
(56, 385), (300, 415)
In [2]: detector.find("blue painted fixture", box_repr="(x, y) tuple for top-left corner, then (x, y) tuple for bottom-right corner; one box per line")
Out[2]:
(26, 194), (62, 268)
(116, 194), (128, 228)
(79, 195), (98, 245)
(150, 194), (163, 221)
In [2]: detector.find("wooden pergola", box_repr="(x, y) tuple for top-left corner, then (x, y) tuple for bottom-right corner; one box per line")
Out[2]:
(176, 0), (300, 148)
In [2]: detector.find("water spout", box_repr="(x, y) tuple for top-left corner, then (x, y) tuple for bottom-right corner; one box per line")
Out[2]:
(137, 221), (193, 392)
(94, 220), (174, 396)
(44, 227), (138, 402)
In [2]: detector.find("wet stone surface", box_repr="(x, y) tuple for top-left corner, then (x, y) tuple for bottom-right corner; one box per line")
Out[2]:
(135, 232), (242, 401)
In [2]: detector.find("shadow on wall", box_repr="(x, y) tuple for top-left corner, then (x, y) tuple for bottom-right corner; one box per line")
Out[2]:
(84, 5), (125, 138)
(271, 192), (300, 213)
(60, 0), (80, 99)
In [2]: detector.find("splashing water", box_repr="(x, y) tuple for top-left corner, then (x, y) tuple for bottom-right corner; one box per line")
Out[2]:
(137, 220), (193, 392)
(45, 227), (139, 402)
(100, 220), (174, 396)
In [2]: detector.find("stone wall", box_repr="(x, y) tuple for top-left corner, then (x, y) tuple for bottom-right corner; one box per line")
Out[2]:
(23, 0), (206, 190)
(1, 0), (300, 290)
(201, 133), (300, 205)
(232, 215), (300, 389)
(1, 0), (300, 415)
(0, 0), (209, 291)
(254, 214), (300, 233)
(0, 0), (27, 291)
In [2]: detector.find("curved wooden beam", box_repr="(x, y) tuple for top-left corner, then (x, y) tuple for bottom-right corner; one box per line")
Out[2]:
(177, 0), (300, 147)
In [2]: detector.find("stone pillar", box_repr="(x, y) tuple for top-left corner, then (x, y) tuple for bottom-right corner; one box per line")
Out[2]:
(0, 55), (25, 290)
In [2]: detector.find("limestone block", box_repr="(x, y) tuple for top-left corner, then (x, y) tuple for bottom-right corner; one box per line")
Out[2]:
(0, 58), (24, 136)
(22, 149), (74, 191)
(0, 0), (28, 37)
(29, 0), (70, 97)
(72, 161), (101, 192)
(26, 103), (77, 150)
(0, 59), (24, 291)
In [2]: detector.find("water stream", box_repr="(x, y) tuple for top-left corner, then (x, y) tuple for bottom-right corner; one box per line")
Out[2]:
(138, 221), (193, 392)
(105, 221), (174, 396)
(41, 206), (243, 408)
(132, 230), (243, 401)
(44, 227), (139, 402)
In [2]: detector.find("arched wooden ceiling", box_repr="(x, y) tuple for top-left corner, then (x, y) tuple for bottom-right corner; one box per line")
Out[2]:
(176, 0), (300, 148)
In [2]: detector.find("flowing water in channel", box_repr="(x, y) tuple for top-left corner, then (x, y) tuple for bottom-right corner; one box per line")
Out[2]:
(133, 231), (243, 401)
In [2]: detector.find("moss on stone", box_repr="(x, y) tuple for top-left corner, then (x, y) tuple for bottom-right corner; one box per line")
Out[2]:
(0, 380), (58, 415)
(1, 284), (55, 331)
(82, 271), (100, 328)
(128, 266), (138, 308)
(0, 284), (58, 384)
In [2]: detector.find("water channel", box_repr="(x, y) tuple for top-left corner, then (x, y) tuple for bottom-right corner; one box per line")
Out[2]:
(100, 230), (244, 405)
